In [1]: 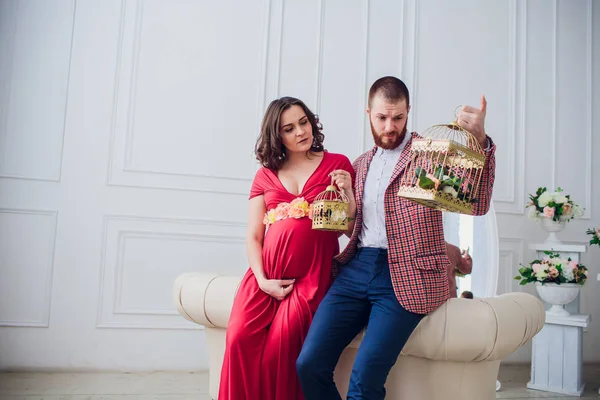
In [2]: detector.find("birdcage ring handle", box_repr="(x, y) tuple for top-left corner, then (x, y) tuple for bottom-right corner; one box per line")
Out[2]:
(453, 105), (463, 119)
(326, 174), (350, 203)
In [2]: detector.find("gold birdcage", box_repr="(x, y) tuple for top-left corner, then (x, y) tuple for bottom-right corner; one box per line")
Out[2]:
(312, 179), (349, 231)
(397, 116), (486, 215)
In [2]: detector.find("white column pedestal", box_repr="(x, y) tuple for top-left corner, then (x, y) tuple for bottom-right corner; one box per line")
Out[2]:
(527, 313), (591, 396)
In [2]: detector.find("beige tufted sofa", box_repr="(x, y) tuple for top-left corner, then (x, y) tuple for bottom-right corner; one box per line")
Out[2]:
(173, 273), (545, 400)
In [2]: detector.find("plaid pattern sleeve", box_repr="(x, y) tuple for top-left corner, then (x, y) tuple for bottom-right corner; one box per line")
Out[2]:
(472, 136), (496, 216)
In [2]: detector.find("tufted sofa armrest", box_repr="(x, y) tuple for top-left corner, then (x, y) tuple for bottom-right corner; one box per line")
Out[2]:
(173, 273), (545, 363)
(173, 273), (241, 328)
(400, 292), (545, 362)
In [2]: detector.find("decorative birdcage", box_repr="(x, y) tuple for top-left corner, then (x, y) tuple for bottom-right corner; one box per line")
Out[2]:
(397, 118), (486, 215)
(312, 179), (349, 231)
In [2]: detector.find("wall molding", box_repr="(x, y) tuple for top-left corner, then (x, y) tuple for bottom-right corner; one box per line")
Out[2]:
(398, 0), (406, 80)
(546, 0), (592, 220)
(96, 214), (246, 330)
(551, 0), (558, 191)
(583, 0), (593, 219)
(0, 208), (58, 327)
(359, 0), (371, 154)
(410, 0), (419, 132)
(493, 0), (526, 215)
(315, 0), (325, 114)
(0, 1), (18, 173)
(498, 236), (525, 295)
(113, 230), (245, 316)
(408, 1), (525, 215)
(106, 0), (271, 194)
(274, 0), (284, 98)
(0, 1), (75, 182)
(257, 0), (272, 123)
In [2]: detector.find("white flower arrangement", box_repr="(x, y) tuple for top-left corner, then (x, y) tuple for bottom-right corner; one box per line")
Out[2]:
(586, 226), (600, 247)
(514, 251), (588, 286)
(526, 187), (583, 223)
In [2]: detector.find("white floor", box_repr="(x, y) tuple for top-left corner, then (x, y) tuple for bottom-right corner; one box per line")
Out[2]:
(496, 364), (600, 399)
(0, 364), (598, 399)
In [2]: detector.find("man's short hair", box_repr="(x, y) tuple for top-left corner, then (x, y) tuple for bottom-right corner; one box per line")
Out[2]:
(368, 76), (410, 108)
(460, 291), (474, 299)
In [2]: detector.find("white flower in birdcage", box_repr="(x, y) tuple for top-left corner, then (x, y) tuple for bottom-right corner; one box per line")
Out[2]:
(331, 209), (347, 224)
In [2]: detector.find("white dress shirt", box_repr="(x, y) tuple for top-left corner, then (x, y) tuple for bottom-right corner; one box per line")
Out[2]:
(358, 134), (410, 249)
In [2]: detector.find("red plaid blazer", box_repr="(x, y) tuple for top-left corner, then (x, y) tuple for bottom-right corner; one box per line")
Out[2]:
(334, 132), (496, 315)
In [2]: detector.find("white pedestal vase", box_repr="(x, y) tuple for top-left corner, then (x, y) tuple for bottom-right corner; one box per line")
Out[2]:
(535, 283), (581, 316)
(529, 243), (587, 314)
(540, 218), (566, 246)
(527, 243), (590, 396)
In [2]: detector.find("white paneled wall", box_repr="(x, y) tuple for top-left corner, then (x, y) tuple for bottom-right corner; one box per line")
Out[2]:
(0, 1), (73, 181)
(0, 0), (598, 370)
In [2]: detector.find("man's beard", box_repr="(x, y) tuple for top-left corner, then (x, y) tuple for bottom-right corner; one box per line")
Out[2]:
(370, 121), (407, 150)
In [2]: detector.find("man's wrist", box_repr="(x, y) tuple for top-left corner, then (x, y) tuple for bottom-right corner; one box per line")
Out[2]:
(482, 136), (492, 152)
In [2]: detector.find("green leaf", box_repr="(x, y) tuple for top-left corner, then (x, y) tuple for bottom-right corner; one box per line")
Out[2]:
(418, 175), (435, 190)
(415, 167), (426, 178)
(434, 166), (444, 179)
(520, 280), (528, 286)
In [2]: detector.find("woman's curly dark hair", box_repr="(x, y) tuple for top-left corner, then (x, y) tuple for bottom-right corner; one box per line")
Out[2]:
(254, 96), (324, 170)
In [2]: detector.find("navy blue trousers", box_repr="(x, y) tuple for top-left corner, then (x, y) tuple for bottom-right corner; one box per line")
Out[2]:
(297, 248), (424, 400)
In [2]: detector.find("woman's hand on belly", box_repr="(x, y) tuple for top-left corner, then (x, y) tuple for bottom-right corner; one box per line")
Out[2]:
(257, 277), (296, 301)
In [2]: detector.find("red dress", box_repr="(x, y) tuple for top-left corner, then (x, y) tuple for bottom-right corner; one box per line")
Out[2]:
(219, 152), (354, 400)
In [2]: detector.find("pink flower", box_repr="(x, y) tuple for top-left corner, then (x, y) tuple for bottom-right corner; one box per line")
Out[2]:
(264, 198), (312, 226)
(543, 206), (555, 219)
(426, 174), (441, 190)
(562, 203), (572, 215)
(531, 263), (544, 274)
(275, 202), (290, 221)
(289, 197), (310, 218)
(289, 206), (306, 218)
(548, 267), (559, 278)
(596, 226), (600, 237)
(568, 260), (578, 270)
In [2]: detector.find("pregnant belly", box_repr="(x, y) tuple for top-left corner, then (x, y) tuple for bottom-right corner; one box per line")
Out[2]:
(262, 217), (337, 279)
